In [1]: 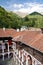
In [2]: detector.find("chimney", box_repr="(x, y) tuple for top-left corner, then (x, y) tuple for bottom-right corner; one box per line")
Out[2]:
(3, 27), (5, 31)
(41, 28), (43, 33)
(17, 29), (19, 32)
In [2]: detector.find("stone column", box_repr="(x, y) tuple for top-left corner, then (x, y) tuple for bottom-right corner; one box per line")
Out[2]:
(13, 42), (16, 61)
(16, 55), (18, 65)
(8, 43), (10, 58)
(26, 55), (28, 65)
(22, 52), (24, 65)
(2, 43), (5, 61)
(3, 54), (4, 61)
(19, 51), (21, 58)
(16, 49), (19, 65)
(2, 44), (4, 53)
(13, 42), (16, 50)
(19, 50), (21, 65)
(26, 55), (31, 65)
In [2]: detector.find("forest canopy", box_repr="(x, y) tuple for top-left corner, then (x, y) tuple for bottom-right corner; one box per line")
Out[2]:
(0, 6), (43, 29)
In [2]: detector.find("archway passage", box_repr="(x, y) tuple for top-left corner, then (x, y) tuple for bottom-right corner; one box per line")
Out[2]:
(0, 37), (13, 51)
(27, 55), (32, 65)
(18, 49), (32, 65)
(0, 37), (13, 61)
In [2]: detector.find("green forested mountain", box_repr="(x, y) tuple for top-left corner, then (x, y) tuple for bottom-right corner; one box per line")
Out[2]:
(0, 6), (43, 29)
(29, 12), (43, 16)
(23, 12), (43, 28)
(0, 6), (22, 29)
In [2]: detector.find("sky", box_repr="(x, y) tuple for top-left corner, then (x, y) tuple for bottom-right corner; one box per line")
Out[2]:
(0, 0), (43, 13)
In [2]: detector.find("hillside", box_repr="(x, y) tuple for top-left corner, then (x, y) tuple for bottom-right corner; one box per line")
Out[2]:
(0, 6), (21, 29)
(23, 12), (43, 28)
(29, 12), (43, 16)
(0, 6), (43, 29)
(15, 11), (43, 18)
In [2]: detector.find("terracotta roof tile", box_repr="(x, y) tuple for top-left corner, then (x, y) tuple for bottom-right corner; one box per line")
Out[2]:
(15, 30), (43, 53)
(30, 34), (43, 52)
(0, 28), (17, 38)
(0, 28), (43, 53)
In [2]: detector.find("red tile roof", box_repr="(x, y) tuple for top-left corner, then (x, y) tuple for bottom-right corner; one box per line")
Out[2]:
(0, 28), (43, 53)
(15, 30), (43, 53)
(0, 28), (17, 37)
(30, 34), (43, 53)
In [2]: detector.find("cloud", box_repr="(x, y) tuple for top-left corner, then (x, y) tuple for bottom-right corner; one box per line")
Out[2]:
(8, 2), (43, 13)
(13, 4), (24, 8)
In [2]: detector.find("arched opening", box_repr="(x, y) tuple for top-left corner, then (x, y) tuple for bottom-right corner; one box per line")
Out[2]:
(28, 55), (32, 65)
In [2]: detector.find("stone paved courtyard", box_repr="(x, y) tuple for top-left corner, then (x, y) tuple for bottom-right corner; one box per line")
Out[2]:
(0, 58), (17, 65)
